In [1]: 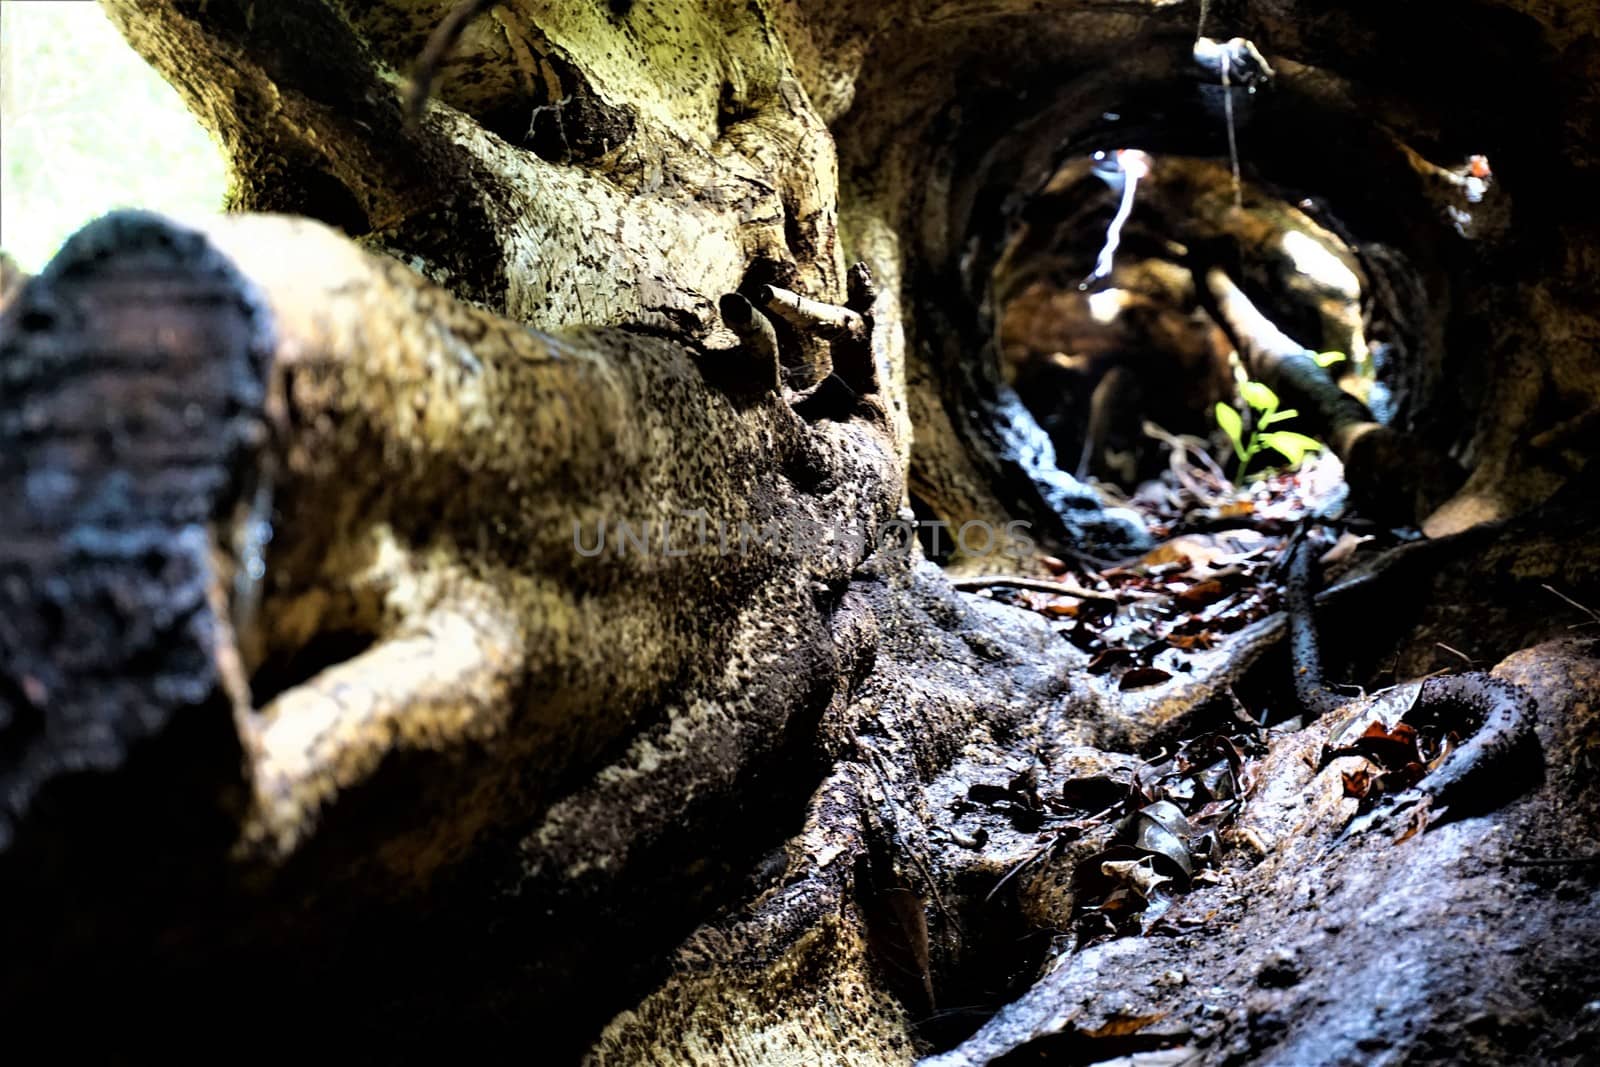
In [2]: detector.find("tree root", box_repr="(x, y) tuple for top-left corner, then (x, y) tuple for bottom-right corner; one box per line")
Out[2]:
(1397, 672), (1540, 819)
(1285, 528), (1347, 720)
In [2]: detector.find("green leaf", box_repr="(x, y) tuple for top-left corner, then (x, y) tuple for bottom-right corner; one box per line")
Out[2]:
(1214, 402), (1244, 457)
(1239, 380), (1279, 413)
(1313, 350), (1347, 368)
(1259, 408), (1300, 427)
(1259, 430), (1323, 466)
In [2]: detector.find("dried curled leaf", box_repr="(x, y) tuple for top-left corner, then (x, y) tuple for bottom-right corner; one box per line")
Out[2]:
(1120, 666), (1174, 690)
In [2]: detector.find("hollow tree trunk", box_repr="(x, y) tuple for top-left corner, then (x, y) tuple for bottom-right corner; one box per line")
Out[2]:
(5, 1), (1600, 1064)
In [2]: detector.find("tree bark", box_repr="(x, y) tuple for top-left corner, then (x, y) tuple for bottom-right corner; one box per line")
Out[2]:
(4, 0), (1600, 1062)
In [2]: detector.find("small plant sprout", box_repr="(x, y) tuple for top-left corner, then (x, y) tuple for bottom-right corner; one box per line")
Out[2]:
(1214, 378), (1324, 484)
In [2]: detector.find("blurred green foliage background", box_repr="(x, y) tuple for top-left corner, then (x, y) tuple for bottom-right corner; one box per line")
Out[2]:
(1, 0), (227, 272)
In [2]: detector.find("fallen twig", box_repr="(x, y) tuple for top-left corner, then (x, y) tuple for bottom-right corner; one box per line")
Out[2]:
(951, 575), (1120, 603)
(1144, 421), (1233, 508)
(1542, 583), (1600, 628)
(1505, 854), (1600, 868)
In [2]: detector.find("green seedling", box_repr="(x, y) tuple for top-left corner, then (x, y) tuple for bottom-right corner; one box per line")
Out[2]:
(1215, 378), (1323, 484)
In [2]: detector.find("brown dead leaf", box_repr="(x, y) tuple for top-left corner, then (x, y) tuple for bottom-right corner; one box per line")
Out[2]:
(1175, 578), (1229, 609)
(1084, 1012), (1169, 1039)
(1057, 775), (1131, 812)
(1138, 541), (1195, 569)
(1089, 647), (1139, 674)
(1392, 802), (1431, 844)
(1101, 858), (1173, 900)
(1426, 732), (1457, 771)
(1164, 632), (1216, 651)
(1138, 533), (1254, 573)
(1319, 531), (1374, 566)
(1353, 720), (1423, 768)
(1341, 767), (1375, 799)
(1120, 666), (1174, 690)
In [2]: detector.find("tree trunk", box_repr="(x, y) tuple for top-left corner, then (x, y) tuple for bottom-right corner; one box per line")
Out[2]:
(4, 1), (1600, 1062)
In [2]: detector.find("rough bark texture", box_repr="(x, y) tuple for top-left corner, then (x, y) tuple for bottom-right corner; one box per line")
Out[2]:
(3, 0), (1600, 1063)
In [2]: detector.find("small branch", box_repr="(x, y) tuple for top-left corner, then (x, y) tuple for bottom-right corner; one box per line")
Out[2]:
(0, 251), (26, 312)
(756, 284), (867, 344)
(1530, 406), (1600, 452)
(717, 293), (782, 392)
(845, 261), (879, 313)
(407, 0), (501, 121)
(835, 262), (884, 396)
(951, 575), (1119, 603)
(1542, 583), (1600, 627)
(1193, 37), (1274, 87)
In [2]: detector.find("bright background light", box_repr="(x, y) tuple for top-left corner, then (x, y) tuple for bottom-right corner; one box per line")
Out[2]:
(1, 1), (227, 272)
